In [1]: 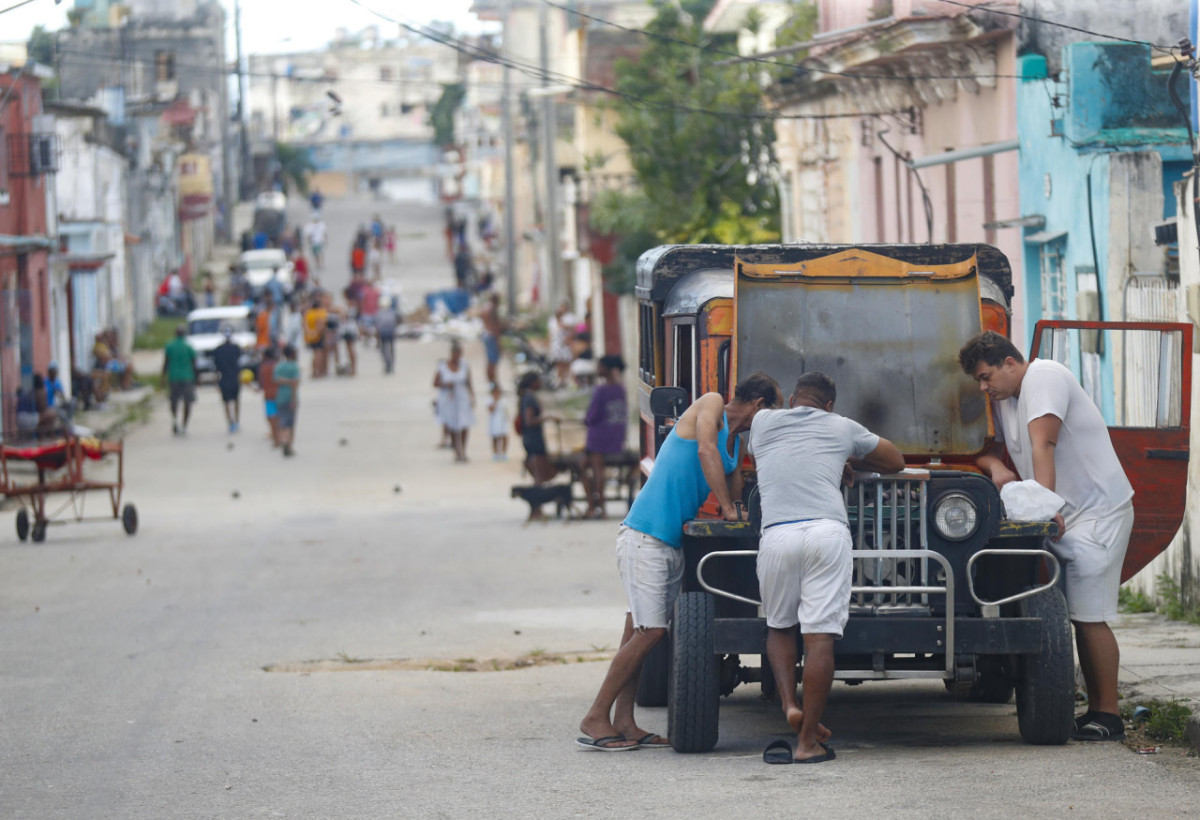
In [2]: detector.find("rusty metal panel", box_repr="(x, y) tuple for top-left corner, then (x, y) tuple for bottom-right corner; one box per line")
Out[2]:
(735, 249), (986, 456)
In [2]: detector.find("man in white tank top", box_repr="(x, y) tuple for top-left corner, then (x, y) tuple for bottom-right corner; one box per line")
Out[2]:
(960, 332), (1134, 742)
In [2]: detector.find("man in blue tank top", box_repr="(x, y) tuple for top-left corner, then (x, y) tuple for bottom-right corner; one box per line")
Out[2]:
(577, 373), (781, 750)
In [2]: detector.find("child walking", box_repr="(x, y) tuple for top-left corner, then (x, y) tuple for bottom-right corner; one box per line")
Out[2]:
(487, 382), (509, 461)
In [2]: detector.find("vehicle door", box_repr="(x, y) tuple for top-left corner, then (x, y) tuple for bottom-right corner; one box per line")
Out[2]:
(1030, 320), (1193, 581)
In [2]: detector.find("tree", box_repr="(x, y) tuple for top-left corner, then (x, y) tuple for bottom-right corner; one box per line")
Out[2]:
(26, 25), (60, 99)
(593, 4), (781, 292)
(274, 142), (315, 195)
(429, 82), (466, 147)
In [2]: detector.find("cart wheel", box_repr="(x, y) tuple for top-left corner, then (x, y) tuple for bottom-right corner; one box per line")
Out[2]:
(668, 592), (720, 753)
(1015, 588), (1073, 745)
(122, 503), (138, 535)
(31, 521), (46, 543)
(15, 508), (29, 541)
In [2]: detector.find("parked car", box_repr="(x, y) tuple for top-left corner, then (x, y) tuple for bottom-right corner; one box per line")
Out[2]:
(186, 306), (260, 379)
(239, 249), (294, 297)
(632, 243), (1191, 752)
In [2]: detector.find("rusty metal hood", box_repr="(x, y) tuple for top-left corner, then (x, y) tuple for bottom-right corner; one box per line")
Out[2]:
(735, 248), (987, 457)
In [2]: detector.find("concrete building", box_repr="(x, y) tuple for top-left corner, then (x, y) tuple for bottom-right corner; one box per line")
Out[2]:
(57, 1), (234, 246)
(0, 67), (56, 432)
(245, 26), (459, 197)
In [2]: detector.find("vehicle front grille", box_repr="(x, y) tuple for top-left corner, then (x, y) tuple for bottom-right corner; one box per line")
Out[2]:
(845, 474), (930, 613)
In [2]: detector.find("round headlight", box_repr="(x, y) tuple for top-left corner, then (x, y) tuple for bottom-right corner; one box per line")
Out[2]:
(933, 492), (978, 541)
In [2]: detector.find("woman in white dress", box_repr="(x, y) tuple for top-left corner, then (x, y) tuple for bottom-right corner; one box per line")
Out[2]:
(433, 341), (475, 462)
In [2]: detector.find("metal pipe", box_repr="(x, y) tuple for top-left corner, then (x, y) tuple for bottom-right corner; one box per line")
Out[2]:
(908, 139), (1019, 169)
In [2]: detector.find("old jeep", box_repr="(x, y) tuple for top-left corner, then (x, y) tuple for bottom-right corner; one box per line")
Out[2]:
(631, 243), (1191, 752)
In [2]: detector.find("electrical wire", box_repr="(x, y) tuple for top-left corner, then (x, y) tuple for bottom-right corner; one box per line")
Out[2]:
(541, 0), (1026, 82)
(930, 0), (1180, 53)
(342, 0), (914, 122)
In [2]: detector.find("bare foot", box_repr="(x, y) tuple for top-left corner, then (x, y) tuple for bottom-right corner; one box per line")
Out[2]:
(614, 723), (669, 747)
(579, 719), (636, 749)
(786, 705), (832, 742)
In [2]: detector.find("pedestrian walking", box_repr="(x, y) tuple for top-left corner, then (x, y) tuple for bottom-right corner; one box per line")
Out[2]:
(304, 214), (326, 270)
(303, 294), (328, 378)
(517, 372), (558, 488)
(258, 345), (281, 447)
(434, 341), (475, 463)
(212, 324), (243, 433)
(480, 293), (505, 385)
(162, 324), (197, 436)
(375, 296), (399, 374)
(274, 344), (300, 457)
(487, 382), (509, 461)
(581, 355), (627, 519)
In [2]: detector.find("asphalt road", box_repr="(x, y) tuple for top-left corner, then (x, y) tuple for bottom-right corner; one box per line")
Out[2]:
(2, 195), (1198, 818)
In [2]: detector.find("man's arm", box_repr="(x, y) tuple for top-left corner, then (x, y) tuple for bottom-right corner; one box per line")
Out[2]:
(856, 438), (905, 474)
(976, 442), (1018, 488)
(1028, 413), (1061, 492)
(693, 395), (740, 520)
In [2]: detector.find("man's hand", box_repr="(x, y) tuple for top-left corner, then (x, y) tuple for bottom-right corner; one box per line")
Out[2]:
(841, 462), (855, 488)
(1051, 512), (1065, 542)
(988, 462), (1019, 489)
(721, 502), (746, 522)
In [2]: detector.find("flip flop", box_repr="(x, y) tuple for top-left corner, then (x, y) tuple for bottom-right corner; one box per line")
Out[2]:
(763, 739), (794, 764)
(796, 742), (836, 764)
(576, 734), (637, 751)
(634, 733), (671, 749)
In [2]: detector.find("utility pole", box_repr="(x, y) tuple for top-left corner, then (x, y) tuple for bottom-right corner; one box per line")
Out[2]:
(234, 0), (251, 198)
(501, 4), (517, 319)
(538, 0), (563, 311)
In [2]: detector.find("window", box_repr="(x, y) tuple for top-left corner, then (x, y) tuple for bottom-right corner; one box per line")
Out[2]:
(673, 323), (695, 400)
(638, 303), (656, 383)
(1039, 238), (1067, 319)
(155, 51), (175, 82)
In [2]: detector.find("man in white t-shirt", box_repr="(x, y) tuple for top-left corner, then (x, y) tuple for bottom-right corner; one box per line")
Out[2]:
(959, 331), (1134, 742)
(751, 372), (904, 763)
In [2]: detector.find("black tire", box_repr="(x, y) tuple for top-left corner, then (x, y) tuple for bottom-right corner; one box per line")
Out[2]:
(122, 504), (138, 535)
(668, 592), (719, 753)
(969, 673), (1015, 704)
(15, 508), (29, 542)
(1015, 588), (1074, 745)
(31, 521), (46, 543)
(636, 634), (670, 708)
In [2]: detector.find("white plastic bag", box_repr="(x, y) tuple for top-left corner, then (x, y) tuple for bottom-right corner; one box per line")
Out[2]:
(1000, 480), (1065, 522)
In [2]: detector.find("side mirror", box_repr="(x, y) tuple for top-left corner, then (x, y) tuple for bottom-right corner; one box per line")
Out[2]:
(650, 386), (689, 419)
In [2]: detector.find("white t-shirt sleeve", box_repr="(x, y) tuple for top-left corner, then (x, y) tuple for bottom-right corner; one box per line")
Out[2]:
(1021, 364), (1070, 425)
(845, 418), (881, 460)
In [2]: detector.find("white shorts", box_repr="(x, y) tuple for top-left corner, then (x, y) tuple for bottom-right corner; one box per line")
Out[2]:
(616, 525), (684, 630)
(1052, 502), (1134, 623)
(757, 519), (852, 636)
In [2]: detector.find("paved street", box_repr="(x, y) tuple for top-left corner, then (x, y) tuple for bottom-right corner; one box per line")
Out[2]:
(3, 196), (1199, 818)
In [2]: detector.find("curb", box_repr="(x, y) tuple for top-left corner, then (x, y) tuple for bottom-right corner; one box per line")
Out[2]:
(1186, 715), (1200, 752)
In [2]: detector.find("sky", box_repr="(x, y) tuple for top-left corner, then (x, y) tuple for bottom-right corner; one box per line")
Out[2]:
(1, 0), (494, 57)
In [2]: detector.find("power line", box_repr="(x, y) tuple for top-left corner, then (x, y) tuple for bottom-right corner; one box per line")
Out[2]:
(541, 0), (1026, 82)
(342, 0), (912, 122)
(930, 0), (1180, 53)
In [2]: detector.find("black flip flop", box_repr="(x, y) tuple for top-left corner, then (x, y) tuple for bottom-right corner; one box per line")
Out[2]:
(634, 733), (671, 749)
(796, 742), (836, 764)
(763, 739), (794, 764)
(576, 734), (637, 751)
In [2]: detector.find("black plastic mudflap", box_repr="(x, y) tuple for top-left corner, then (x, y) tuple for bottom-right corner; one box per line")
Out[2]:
(713, 617), (1043, 656)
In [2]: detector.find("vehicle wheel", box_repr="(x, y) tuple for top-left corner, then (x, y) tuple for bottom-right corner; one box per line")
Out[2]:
(1015, 588), (1074, 744)
(636, 634), (670, 707)
(760, 654), (778, 702)
(15, 508), (29, 542)
(668, 592), (719, 753)
(31, 521), (46, 543)
(122, 503), (138, 535)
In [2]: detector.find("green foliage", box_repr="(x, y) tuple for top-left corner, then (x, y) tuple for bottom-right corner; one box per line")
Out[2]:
(774, 1), (819, 54)
(1156, 572), (1200, 624)
(429, 82), (467, 147)
(134, 316), (180, 351)
(27, 25), (56, 66)
(1118, 585), (1156, 614)
(679, 0), (720, 23)
(1122, 698), (1194, 742)
(597, 4), (781, 290)
(274, 142), (314, 195)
